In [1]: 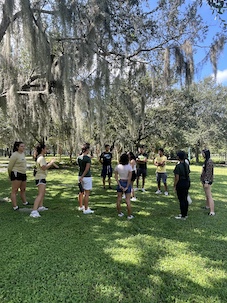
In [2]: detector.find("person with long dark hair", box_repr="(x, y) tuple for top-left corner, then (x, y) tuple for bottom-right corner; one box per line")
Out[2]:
(173, 151), (190, 220)
(8, 141), (29, 210)
(30, 144), (58, 218)
(200, 149), (215, 216)
(77, 143), (94, 214)
(128, 151), (137, 201)
(114, 153), (134, 219)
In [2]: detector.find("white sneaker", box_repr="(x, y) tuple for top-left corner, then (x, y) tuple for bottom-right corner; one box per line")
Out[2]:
(175, 215), (186, 220)
(155, 190), (162, 194)
(134, 188), (138, 191)
(130, 197), (137, 201)
(118, 212), (124, 217)
(141, 188), (146, 192)
(78, 206), (85, 211)
(122, 194), (126, 199)
(164, 191), (168, 196)
(30, 210), (41, 218)
(127, 215), (134, 220)
(208, 212), (215, 216)
(83, 208), (94, 214)
(38, 206), (48, 211)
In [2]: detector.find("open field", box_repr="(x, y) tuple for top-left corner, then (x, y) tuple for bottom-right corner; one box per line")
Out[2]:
(0, 157), (227, 303)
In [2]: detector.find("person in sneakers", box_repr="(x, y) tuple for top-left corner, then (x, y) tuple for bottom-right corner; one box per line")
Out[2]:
(154, 148), (168, 195)
(114, 153), (134, 220)
(30, 144), (58, 218)
(128, 151), (137, 201)
(173, 151), (190, 220)
(135, 145), (148, 192)
(77, 144), (94, 214)
(99, 144), (113, 189)
(200, 149), (215, 216)
(8, 141), (30, 211)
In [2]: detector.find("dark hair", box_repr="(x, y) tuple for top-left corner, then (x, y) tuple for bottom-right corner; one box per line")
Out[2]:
(35, 144), (46, 160)
(202, 149), (211, 172)
(119, 153), (129, 165)
(202, 149), (210, 161)
(158, 148), (164, 153)
(128, 151), (136, 160)
(13, 141), (23, 152)
(177, 150), (186, 161)
(81, 143), (90, 153)
(105, 144), (110, 148)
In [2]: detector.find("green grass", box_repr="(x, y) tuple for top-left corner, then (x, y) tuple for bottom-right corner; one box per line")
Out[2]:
(0, 157), (227, 303)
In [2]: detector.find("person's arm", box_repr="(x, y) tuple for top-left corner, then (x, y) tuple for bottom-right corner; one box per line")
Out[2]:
(99, 153), (103, 164)
(40, 158), (57, 171)
(174, 174), (179, 191)
(7, 154), (17, 177)
(79, 163), (91, 182)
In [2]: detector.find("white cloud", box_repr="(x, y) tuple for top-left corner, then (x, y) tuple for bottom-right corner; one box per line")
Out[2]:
(214, 69), (227, 84)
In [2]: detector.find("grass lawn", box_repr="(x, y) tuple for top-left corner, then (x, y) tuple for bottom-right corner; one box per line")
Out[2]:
(0, 157), (227, 303)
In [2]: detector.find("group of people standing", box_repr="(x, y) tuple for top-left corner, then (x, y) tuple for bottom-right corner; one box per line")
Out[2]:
(7, 141), (215, 220)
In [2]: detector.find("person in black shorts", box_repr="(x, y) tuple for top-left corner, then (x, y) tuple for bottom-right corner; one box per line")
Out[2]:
(7, 141), (29, 210)
(100, 144), (113, 189)
(135, 145), (148, 192)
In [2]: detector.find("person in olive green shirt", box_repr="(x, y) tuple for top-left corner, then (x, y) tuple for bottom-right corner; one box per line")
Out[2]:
(8, 141), (29, 210)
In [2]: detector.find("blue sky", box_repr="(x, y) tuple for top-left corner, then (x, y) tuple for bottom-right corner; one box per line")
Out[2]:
(148, 1), (227, 85)
(194, 1), (227, 85)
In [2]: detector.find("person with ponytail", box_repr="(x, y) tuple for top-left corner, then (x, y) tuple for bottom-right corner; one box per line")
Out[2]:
(173, 151), (190, 220)
(30, 144), (58, 218)
(8, 141), (29, 210)
(200, 149), (215, 216)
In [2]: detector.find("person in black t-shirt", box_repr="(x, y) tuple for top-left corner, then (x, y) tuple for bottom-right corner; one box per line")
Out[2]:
(135, 145), (148, 192)
(100, 144), (113, 189)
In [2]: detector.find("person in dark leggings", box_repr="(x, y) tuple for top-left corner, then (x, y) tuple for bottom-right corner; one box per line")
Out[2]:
(173, 151), (190, 220)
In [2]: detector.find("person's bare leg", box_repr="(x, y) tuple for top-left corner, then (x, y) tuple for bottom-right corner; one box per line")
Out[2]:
(116, 192), (122, 214)
(78, 192), (84, 208)
(125, 193), (132, 216)
(204, 185), (214, 213)
(19, 181), (27, 203)
(11, 180), (21, 207)
(84, 190), (90, 210)
(33, 185), (46, 210)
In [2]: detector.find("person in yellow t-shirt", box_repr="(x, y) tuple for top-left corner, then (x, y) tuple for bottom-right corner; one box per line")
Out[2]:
(154, 148), (168, 196)
(7, 141), (29, 211)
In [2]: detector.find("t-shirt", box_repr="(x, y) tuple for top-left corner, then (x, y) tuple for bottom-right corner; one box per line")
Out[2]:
(35, 155), (47, 180)
(155, 155), (167, 173)
(136, 153), (148, 169)
(100, 152), (112, 166)
(8, 152), (27, 176)
(114, 164), (132, 180)
(174, 162), (190, 180)
(77, 155), (91, 177)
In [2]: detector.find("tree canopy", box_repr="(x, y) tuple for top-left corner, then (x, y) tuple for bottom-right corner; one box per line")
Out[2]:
(0, 0), (226, 155)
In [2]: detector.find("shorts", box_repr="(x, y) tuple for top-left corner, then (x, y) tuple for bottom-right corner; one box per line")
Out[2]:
(156, 173), (167, 184)
(137, 168), (147, 178)
(78, 177), (92, 191)
(131, 171), (137, 182)
(101, 165), (112, 178)
(10, 171), (27, 182)
(35, 179), (47, 186)
(117, 180), (131, 194)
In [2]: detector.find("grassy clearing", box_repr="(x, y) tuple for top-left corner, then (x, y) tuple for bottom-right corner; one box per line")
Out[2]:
(0, 157), (227, 303)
